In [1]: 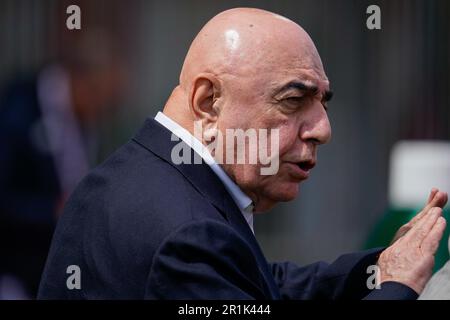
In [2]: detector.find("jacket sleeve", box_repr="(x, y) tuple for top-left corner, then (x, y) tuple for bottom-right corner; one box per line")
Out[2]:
(270, 247), (418, 300)
(145, 219), (269, 299)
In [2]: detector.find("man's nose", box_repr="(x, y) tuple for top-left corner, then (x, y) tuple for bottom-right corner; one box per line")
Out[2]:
(300, 104), (332, 145)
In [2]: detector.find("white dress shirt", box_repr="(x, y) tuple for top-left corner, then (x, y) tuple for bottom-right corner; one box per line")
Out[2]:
(154, 111), (254, 233)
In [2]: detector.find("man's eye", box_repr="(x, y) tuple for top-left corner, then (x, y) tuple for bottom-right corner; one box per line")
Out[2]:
(282, 97), (304, 106)
(278, 96), (305, 113)
(285, 96), (303, 102)
(282, 96), (305, 107)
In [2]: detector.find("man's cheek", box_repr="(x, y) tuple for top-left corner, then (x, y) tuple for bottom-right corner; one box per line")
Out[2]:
(278, 124), (298, 152)
(259, 128), (280, 175)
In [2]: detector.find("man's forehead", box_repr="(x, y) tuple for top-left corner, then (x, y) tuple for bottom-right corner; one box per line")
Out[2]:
(263, 67), (330, 93)
(291, 71), (330, 91)
(251, 48), (329, 90)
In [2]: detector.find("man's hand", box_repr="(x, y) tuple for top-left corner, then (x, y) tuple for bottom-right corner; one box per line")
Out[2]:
(390, 188), (448, 244)
(377, 189), (448, 294)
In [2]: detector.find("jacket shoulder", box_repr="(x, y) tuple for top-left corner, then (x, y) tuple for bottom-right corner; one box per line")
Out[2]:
(39, 139), (225, 298)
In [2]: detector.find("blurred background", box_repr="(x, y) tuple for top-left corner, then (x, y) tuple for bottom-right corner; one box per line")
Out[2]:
(0, 0), (449, 299)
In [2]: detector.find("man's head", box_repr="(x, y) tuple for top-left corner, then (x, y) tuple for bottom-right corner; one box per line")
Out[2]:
(164, 8), (332, 212)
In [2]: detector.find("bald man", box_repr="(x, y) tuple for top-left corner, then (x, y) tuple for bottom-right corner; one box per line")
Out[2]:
(38, 8), (447, 299)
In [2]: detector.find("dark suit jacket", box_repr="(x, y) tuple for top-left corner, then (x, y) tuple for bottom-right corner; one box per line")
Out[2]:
(38, 118), (418, 299)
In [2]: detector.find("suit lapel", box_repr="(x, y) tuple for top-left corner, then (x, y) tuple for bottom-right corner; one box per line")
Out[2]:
(133, 118), (227, 217)
(221, 194), (281, 299)
(132, 118), (280, 298)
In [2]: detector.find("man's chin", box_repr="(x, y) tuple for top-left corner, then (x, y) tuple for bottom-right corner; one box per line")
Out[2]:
(254, 183), (300, 212)
(269, 183), (300, 202)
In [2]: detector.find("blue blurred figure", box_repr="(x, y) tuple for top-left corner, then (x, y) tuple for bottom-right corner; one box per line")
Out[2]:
(0, 31), (126, 298)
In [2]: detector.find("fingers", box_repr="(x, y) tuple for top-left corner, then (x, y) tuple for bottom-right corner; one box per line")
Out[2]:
(420, 216), (447, 255)
(409, 189), (448, 226)
(390, 189), (447, 246)
(401, 207), (443, 247)
(408, 189), (439, 226)
(427, 188), (439, 204)
(427, 191), (448, 210)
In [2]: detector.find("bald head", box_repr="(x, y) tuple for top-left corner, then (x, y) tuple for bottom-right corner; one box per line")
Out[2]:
(164, 8), (331, 212)
(179, 8), (325, 91)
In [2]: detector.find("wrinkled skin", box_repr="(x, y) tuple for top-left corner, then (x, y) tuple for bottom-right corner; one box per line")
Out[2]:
(162, 8), (448, 294)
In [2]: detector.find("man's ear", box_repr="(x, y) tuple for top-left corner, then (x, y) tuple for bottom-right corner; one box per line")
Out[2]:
(189, 74), (221, 124)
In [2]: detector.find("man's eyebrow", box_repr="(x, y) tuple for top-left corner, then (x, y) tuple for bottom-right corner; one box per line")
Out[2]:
(275, 81), (333, 102)
(276, 81), (318, 95)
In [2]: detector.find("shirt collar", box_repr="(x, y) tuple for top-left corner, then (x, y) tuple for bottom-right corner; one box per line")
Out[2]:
(154, 111), (254, 233)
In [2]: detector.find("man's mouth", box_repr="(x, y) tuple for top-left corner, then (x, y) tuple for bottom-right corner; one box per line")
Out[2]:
(286, 160), (316, 180)
(297, 160), (315, 172)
